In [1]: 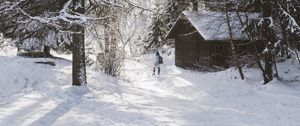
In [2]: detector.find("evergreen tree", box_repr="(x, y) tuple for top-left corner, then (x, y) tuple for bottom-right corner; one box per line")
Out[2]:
(238, 0), (300, 83)
(0, 0), (72, 57)
(145, 0), (193, 50)
(164, 0), (190, 29)
(144, 5), (167, 50)
(0, 0), (88, 86)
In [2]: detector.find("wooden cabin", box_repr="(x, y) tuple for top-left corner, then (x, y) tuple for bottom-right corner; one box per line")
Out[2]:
(166, 11), (263, 69)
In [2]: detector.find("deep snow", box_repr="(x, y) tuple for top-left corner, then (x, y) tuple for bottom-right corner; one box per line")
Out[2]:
(0, 49), (300, 126)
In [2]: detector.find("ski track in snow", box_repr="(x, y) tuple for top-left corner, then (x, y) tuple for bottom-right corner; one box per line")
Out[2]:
(0, 51), (300, 126)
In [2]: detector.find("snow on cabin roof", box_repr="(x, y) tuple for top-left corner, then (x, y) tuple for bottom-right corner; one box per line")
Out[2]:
(166, 10), (261, 41)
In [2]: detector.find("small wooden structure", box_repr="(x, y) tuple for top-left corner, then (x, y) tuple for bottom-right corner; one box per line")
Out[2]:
(166, 11), (263, 69)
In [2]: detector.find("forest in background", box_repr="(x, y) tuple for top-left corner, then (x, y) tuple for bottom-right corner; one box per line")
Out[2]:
(0, 1), (300, 125)
(0, 0), (299, 85)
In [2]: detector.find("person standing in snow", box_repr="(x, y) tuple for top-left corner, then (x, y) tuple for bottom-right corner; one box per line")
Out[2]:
(153, 51), (163, 75)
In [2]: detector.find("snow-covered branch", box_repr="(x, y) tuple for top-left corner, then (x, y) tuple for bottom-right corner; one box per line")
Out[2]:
(123, 0), (156, 13)
(277, 3), (300, 36)
(13, 0), (109, 27)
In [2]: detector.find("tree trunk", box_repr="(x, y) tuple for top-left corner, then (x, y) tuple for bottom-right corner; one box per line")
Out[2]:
(261, 0), (274, 84)
(236, 12), (268, 81)
(294, 49), (300, 65)
(224, 0), (245, 80)
(103, 3), (119, 77)
(43, 46), (51, 57)
(110, 14), (118, 77)
(264, 51), (273, 83)
(191, 0), (198, 11)
(104, 9), (111, 75)
(72, 0), (87, 86)
(273, 55), (280, 80)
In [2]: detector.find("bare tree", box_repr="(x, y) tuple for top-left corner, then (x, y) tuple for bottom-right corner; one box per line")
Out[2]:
(90, 0), (149, 77)
(223, 0), (245, 80)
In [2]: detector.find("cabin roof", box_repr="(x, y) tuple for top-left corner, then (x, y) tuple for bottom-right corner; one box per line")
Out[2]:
(166, 10), (261, 41)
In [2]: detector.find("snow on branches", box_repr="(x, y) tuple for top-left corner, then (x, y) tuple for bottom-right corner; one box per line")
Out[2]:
(0, 0), (112, 51)
(277, 5), (300, 36)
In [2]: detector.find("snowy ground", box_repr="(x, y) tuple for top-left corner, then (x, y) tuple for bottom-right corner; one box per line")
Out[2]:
(0, 49), (300, 126)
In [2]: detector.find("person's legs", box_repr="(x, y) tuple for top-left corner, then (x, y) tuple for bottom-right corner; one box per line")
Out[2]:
(153, 67), (156, 75)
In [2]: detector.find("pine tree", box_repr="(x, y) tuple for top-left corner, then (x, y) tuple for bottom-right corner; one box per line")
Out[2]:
(260, 0), (277, 83)
(277, 0), (300, 51)
(0, 0), (88, 86)
(240, 0), (300, 83)
(191, 0), (198, 11)
(144, 5), (167, 50)
(145, 0), (193, 50)
(0, 0), (72, 57)
(164, 0), (189, 30)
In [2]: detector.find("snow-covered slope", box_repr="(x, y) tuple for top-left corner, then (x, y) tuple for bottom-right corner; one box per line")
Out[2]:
(0, 50), (300, 126)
